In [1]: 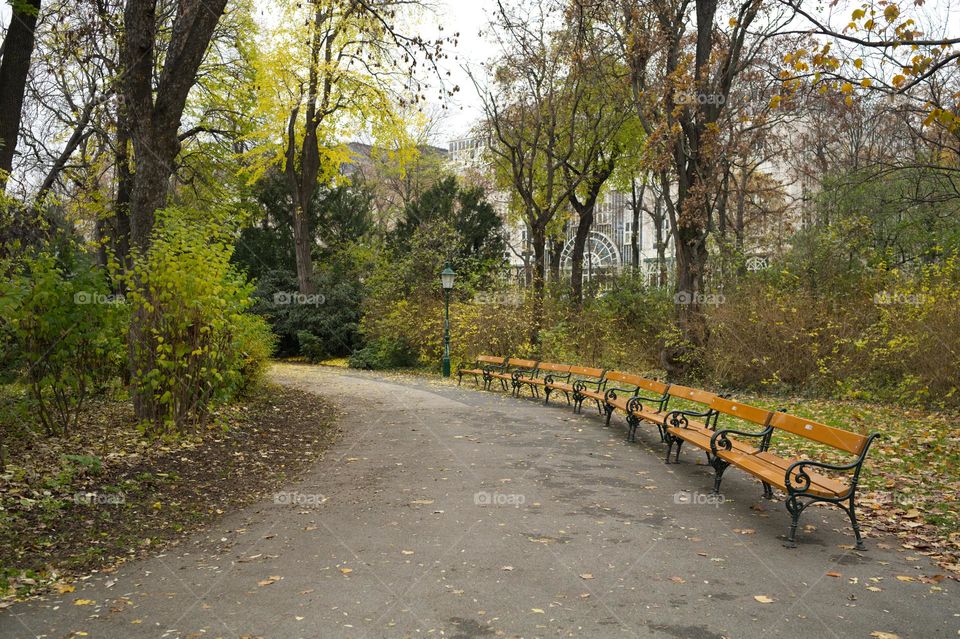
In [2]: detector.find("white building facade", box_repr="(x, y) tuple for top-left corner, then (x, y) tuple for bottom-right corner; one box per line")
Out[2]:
(447, 136), (675, 286)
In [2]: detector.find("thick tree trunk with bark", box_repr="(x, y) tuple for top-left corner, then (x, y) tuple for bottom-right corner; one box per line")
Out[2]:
(570, 207), (593, 304)
(114, 113), (133, 276)
(549, 237), (563, 283)
(530, 224), (547, 345)
(0, 0), (41, 191)
(291, 201), (316, 294)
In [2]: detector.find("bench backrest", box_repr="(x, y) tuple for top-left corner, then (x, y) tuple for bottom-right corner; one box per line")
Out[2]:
(477, 355), (506, 365)
(667, 384), (717, 406)
(569, 365), (604, 378)
(604, 371), (646, 386)
(710, 397), (772, 426)
(507, 358), (539, 370)
(769, 411), (868, 455)
(636, 378), (669, 395)
(537, 362), (572, 374)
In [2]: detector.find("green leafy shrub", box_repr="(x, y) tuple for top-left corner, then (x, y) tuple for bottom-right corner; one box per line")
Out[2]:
(232, 312), (276, 395)
(348, 336), (417, 370)
(296, 330), (327, 363)
(126, 208), (272, 436)
(0, 248), (126, 435)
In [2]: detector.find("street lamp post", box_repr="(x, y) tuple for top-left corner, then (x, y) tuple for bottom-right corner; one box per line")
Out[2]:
(440, 266), (456, 377)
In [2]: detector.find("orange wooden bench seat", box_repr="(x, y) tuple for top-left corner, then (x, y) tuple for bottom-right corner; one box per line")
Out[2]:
(487, 358), (539, 393)
(663, 395), (879, 549)
(457, 355), (507, 387)
(541, 366), (605, 406)
(513, 362), (572, 400)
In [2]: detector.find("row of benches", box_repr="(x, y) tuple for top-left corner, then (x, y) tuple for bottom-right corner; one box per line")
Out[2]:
(457, 355), (879, 550)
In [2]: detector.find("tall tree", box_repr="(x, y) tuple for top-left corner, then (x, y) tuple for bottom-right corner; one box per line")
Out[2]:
(476, 0), (604, 341)
(250, 0), (452, 294)
(560, 0), (630, 306)
(0, 0), (42, 192)
(614, 0), (788, 376)
(122, 0), (229, 252)
(122, 0), (229, 420)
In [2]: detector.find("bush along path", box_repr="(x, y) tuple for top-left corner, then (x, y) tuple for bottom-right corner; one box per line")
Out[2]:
(1, 362), (957, 639)
(0, 382), (340, 603)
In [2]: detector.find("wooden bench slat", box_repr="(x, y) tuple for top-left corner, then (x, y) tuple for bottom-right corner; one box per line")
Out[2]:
(769, 412), (868, 455)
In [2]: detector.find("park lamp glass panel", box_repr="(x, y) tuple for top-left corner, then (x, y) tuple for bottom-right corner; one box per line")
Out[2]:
(441, 266), (456, 290)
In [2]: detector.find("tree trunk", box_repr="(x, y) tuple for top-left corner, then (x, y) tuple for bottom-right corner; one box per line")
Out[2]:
(114, 114), (133, 277)
(0, 0), (41, 191)
(292, 201), (315, 293)
(655, 196), (667, 287)
(530, 224), (546, 345)
(734, 174), (746, 252)
(570, 207), (594, 306)
(122, 0), (229, 423)
(548, 237), (563, 284)
(666, 218), (710, 379)
(630, 180), (642, 272)
(127, 135), (179, 251)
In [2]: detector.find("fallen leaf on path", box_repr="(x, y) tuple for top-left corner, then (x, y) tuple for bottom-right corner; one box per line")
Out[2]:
(339, 567), (353, 574)
(579, 573), (594, 580)
(826, 571), (842, 578)
(531, 608), (544, 614)
(257, 576), (281, 587)
(870, 632), (901, 639)
(753, 595), (775, 604)
(73, 599), (96, 606)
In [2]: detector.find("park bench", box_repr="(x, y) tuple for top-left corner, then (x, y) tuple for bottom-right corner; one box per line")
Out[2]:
(512, 362), (572, 399)
(663, 395), (879, 549)
(575, 372), (673, 433)
(545, 365), (606, 407)
(487, 358), (539, 393)
(457, 355), (508, 388)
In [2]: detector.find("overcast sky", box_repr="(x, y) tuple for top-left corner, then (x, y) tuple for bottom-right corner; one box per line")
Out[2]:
(6, 0), (960, 149)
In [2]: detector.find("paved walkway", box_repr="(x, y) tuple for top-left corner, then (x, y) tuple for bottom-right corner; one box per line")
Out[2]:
(2, 363), (957, 638)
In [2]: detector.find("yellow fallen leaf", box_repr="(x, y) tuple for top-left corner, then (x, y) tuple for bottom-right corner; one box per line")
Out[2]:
(754, 595), (775, 603)
(870, 632), (901, 639)
(339, 567), (353, 574)
(579, 573), (594, 579)
(257, 576), (281, 587)
(531, 608), (545, 614)
(53, 583), (76, 594)
(401, 550), (414, 555)
(74, 599), (96, 606)
(896, 575), (915, 582)
(866, 586), (882, 592)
